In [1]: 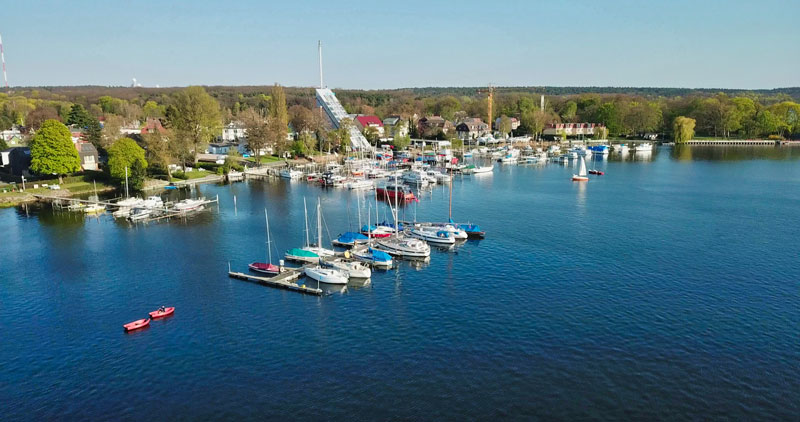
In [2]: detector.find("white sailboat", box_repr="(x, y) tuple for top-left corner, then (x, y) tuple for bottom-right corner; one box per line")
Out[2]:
(304, 198), (347, 284)
(572, 156), (589, 182)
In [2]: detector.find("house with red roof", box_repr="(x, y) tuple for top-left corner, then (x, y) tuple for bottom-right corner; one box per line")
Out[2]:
(354, 115), (384, 137)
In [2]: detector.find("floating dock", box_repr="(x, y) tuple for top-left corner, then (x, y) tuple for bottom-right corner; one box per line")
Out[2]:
(227, 268), (323, 296)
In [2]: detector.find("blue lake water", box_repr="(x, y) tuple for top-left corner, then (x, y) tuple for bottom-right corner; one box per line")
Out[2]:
(2, 146), (799, 421)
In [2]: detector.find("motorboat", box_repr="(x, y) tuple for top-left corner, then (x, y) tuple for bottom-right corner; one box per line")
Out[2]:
(83, 203), (106, 214)
(123, 318), (150, 331)
(173, 198), (205, 213)
(633, 142), (653, 152)
(350, 246), (393, 269)
(148, 307), (175, 319)
(402, 169), (432, 186)
(113, 197), (144, 218)
(471, 165), (494, 174)
(332, 231), (370, 247)
(320, 172), (346, 187)
(376, 183), (417, 202)
(426, 170), (451, 183)
(304, 265), (348, 285)
(589, 145), (610, 155)
(375, 235), (431, 258)
(321, 258), (372, 279)
(409, 226), (456, 245)
(344, 179), (374, 190)
(588, 169), (605, 175)
(279, 168), (304, 179)
(613, 144), (630, 154)
(572, 156), (589, 182)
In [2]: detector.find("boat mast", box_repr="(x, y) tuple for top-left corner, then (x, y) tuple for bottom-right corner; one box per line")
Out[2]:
(317, 198), (322, 249)
(304, 197), (310, 247)
(448, 172), (453, 221)
(265, 208), (273, 265)
(124, 166), (129, 198)
(357, 192), (362, 229)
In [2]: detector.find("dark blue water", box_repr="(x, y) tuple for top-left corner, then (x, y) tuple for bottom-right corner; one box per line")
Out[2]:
(2, 147), (799, 421)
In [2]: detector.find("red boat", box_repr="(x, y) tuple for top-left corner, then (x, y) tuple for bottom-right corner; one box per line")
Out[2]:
(123, 318), (150, 331)
(148, 307), (175, 319)
(588, 170), (604, 175)
(376, 183), (417, 202)
(248, 262), (280, 275)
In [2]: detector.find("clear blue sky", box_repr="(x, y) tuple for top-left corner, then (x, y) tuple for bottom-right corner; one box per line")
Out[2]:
(2, 0), (798, 89)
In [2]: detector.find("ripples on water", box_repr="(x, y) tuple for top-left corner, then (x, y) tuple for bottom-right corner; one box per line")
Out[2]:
(1, 146), (799, 421)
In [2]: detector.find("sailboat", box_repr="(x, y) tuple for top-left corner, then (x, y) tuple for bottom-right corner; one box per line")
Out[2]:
(249, 208), (280, 275)
(350, 204), (394, 269)
(572, 156), (589, 182)
(374, 174), (431, 258)
(304, 199), (348, 285)
(83, 181), (106, 214)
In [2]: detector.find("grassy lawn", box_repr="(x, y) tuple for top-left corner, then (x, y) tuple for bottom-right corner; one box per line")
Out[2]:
(245, 155), (283, 164)
(181, 170), (212, 179)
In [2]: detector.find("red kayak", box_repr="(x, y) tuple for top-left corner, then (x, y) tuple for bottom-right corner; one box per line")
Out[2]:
(148, 307), (175, 319)
(249, 262), (280, 275)
(124, 318), (150, 331)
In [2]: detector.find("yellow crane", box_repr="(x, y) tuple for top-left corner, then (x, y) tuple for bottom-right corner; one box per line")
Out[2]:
(476, 84), (495, 132)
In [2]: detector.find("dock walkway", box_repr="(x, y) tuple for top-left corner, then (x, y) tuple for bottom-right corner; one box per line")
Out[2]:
(228, 267), (323, 296)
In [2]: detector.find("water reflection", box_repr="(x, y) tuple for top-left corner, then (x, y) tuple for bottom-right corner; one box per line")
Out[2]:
(671, 145), (800, 161)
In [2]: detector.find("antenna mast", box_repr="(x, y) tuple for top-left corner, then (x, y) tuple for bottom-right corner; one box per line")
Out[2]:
(0, 34), (8, 92)
(318, 40), (324, 89)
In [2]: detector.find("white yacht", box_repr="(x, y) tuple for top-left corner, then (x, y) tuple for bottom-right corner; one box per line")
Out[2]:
(375, 235), (431, 258)
(322, 258), (372, 279)
(304, 266), (348, 285)
(633, 142), (653, 152)
(409, 226), (456, 245)
(279, 168), (304, 179)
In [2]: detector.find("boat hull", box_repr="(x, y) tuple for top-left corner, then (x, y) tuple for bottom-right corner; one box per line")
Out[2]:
(148, 307), (175, 319)
(124, 318), (150, 331)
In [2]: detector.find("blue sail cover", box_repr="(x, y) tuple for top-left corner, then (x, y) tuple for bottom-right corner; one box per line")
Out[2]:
(459, 224), (482, 232)
(368, 248), (392, 262)
(379, 221), (404, 231)
(361, 224), (378, 232)
(337, 232), (368, 244)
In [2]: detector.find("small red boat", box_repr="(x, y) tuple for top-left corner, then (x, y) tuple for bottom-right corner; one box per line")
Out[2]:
(148, 307), (175, 319)
(124, 318), (150, 331)
(249, 262), (280, 275)
(588, 170), (605, 175)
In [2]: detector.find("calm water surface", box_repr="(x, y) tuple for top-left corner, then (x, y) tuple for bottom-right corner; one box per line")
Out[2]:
(2, 147), (799, 421)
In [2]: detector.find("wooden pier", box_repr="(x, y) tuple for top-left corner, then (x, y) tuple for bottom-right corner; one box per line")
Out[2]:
(227, 268), (323, 296)
(685, 139), (777, 146)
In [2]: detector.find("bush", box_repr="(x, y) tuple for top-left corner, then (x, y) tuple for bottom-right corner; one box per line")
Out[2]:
(768, 134), (784, 140)
(172, 171), (188, 180)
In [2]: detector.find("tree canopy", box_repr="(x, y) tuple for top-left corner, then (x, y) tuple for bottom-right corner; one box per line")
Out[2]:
(29, 119), (82, 180)
(107, 137), (148, 189)
(171, 86), (222, 165)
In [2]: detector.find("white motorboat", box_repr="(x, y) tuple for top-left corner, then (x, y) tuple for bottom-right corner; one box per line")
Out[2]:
(322, 258), (372, 279)
(409, 226), (456, 245)
(633, 142), (653, 152)
(279, 168), (304, 179)
(304, 266), (348, 285)
(402, 169), (431, 186)
(614, 144), (630, 154)
(431, 223), (468, 240)
(128, 207), (154, 221)
(375, 235), (431, 258)
(345, 179), (374, 190)
(173, 198), (204, 213)
(471, 165), (494, 174)
(426, 170), (451, 183)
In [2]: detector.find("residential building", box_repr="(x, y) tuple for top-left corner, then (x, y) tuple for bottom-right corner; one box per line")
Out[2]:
(354, 115), (385, 137)
(455, 118), (490, 141)
(417, 116), (454, 137)
(75, 142), (99, 171)
(140, 118), (168, 135)
(543, 123), (605, 138)
(382, 116), (408, 138)
(1, 126), (24, 146)
(208, 142), (236, 155)
(222, 121), (246, 142)
(0, 147), (32, 176)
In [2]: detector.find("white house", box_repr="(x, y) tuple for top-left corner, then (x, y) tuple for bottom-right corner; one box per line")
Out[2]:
(1, 126), (24, 145)
(382, 116), (408, 138)
(223, 121), (246, 142)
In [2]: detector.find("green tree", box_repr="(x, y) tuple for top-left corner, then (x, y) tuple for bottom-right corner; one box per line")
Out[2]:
(66, 104), (91, 127)
(0, 138), (8, 150)
(754, 110), (780, 137)
(129, 157), (147, 191)
(142, 100), (165, 119)
(560, 101), (577, 122)
(498, 115), (513, 136)
(0, 115), (12, 131)
(363, 125), (380, 145)
(107, 137), (148, 189)
(84, 117), (103, 150)
(172, 86), (222, 167)
(673, 116), (696, 144)
(267, 84), (289, 155)
(290, 139), (308, 157)
(29, 119), (81, 183)
(240, 108), (270, 164)
(142, 129), (174, 180)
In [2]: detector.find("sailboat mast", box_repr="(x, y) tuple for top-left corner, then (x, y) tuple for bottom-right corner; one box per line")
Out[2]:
(304, 198), (310, 247)
(265, 208), (273, 264)
(448, 173), (453, 221)
(317, 198), (322, 248)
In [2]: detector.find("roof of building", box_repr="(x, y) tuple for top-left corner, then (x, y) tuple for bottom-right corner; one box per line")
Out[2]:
(141, 118), (167, 135)
(356, 115), (383, 127)
(383, 116), (402, 125)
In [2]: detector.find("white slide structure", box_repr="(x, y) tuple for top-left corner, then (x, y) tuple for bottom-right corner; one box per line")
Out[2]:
(316, 88), (372, 151)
